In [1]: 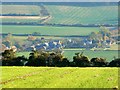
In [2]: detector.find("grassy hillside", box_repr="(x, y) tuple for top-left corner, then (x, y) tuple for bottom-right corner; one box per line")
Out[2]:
(1, 67), (118, 88)
(1, 5), (42, 24)
(44, 5), (118, 25)
(1, 5), (41, 15)
(1, 4), (118, 25)
(1, 18), (40, 24)
(2, 25), (100, 36)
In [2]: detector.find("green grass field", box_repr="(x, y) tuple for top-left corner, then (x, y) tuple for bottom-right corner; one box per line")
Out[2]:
(0, 67), (118, 88)
(1, 5), (42, 24)
(1, 18), (40, 23)
(2, 25), (100, 36)
(63, 50), (119, 61)
(1, 5), (117, 25)
(45, 5), (118, 25)
(16, 50), (119, 62)
(1, 5), (41, 15)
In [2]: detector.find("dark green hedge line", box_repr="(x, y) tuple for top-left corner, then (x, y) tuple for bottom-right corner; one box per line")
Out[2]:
(1, 49), (120, 67)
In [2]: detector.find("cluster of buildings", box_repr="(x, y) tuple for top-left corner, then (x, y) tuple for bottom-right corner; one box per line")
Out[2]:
(26, 40), (64, 53)
(65, 37), (116, 49)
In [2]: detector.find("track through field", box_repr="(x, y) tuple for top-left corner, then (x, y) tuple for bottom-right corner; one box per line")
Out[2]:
(0, 68), (55, 85)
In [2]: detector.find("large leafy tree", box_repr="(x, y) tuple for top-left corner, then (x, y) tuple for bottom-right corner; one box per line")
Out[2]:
(73, 52), (90, 67)
(2, 49), (16, 66)
(2, 49), (16, 60)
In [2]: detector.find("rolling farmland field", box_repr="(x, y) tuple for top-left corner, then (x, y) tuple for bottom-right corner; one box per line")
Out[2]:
(1, 2), (119, 89)
(1, 5), (41, 15)
(0, 5), (48, 24)
(1, 67), (119, 88)
(1, 4), (118, 25)
(1, 18), (40, 23)
(2, 25), (100, 36)
(45, 5), (118, 25)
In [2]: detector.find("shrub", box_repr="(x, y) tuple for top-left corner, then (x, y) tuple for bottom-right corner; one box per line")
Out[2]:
(73, 52), (90, 67)
(109, 58), (120, 67)
(90, 58), (108, 67)
(60, 58), (70, 67)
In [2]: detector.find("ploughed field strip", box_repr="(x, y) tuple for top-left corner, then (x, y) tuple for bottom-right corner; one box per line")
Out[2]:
(1, 67), (118, 88)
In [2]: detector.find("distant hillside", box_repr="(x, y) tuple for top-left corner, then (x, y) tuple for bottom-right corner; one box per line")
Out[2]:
(1, 5), (41, 16)
(44, 5), (118, 25)
(0, 5), (50, 24)
(1, 2), (118, 26)
(2, 2), (118, 7)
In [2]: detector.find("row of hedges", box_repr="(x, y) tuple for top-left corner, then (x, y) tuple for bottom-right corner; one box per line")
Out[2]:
(1, 49), (120, 67)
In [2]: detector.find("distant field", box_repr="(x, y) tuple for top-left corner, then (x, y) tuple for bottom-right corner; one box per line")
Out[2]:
(45, 5), (118, 25)
(1, 67), (118, 88)
(1, 5), (118, 25)
(12, 36), (64, 40)
(16, 50), (119, 62)
(0, 5), (41, 24)
(2, 25), (100, 36)
(63, 50), (119, 61)
(16, 52), (30, 58)
(1, 5), (41, 15)
(1, 18), (40, 24)
(1, 16), (50, 24)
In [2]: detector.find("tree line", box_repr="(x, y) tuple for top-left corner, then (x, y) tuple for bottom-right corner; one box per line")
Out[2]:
(1, 49), (120, 67)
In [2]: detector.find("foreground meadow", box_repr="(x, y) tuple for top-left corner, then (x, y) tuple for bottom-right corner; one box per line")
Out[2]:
(0, 67), (119, 88)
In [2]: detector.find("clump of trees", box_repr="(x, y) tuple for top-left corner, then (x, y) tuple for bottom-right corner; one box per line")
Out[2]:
(108, 58), (120, 67)
(1, 49), (120, 67)
(2, 49), (27, 66)
(90, 58), (108, 67)
(73, 52), (90, 67)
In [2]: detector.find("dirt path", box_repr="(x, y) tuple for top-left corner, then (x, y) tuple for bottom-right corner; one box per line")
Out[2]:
(0, 68), (55, 85)
(0, 16), (50, 20)
(0, 16), (40, 19)
(41, 16), (52, 24)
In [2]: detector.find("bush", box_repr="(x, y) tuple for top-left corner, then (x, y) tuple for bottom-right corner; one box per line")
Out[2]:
(108, 58), (120, 67)
(90, 58), (108, 67)
(73, 52), (90, 67)
(60, 58), (70, 67)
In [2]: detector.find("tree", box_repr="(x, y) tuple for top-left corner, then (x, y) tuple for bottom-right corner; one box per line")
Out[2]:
(11, 55), (28, 66)
(90, 58), (108, 67)
(61, 58), (69, 67)
(2, 40), (11, 48)
(89, 32), (97, 40)
(26, 50), (40, 66)
(26, 50), (48, 66)
(32, 32), (41, 36)
(2, 49), (16, 66)
(100, 26), (111, 39)
(2, 49), (16, 60)
(29, 50), (40, 59)
(73, 52), (90, 67)
(108, 58), (120, 67)
(14, 41), (23, 51)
